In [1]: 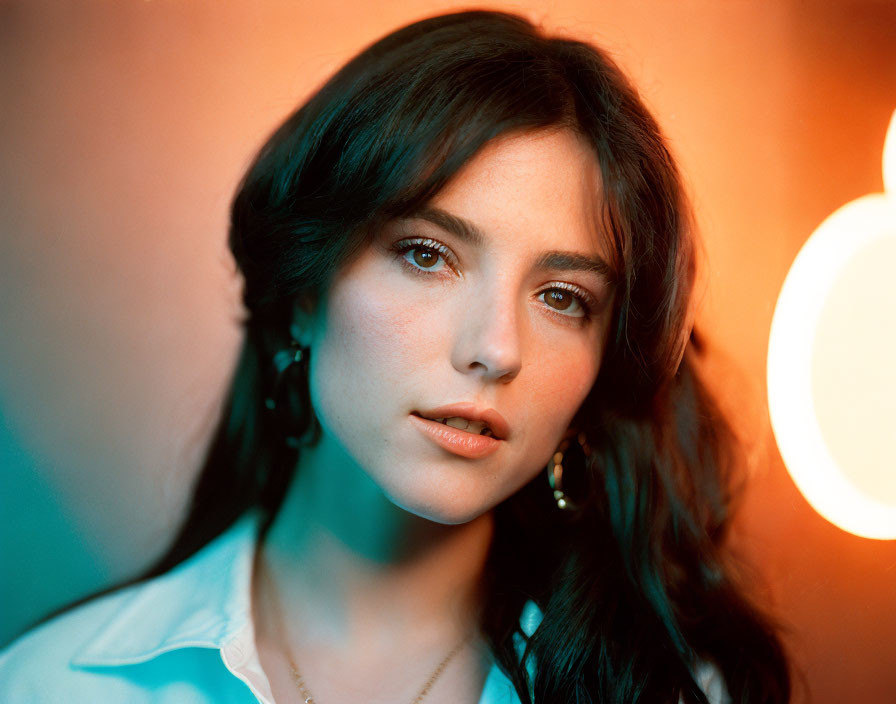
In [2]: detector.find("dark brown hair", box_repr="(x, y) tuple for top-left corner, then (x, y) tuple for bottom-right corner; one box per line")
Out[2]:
(60, 10), (792, 703)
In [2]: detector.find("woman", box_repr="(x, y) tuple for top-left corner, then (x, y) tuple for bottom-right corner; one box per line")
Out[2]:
(0, 9), (791, 703)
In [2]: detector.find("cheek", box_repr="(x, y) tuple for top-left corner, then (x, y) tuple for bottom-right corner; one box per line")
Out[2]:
(325, 285), (406, 367)
(514, 343), (601, 466)
(310, 264), (442, 420)
(529, 333), (601, 414)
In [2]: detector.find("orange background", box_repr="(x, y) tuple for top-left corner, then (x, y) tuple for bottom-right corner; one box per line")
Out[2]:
(1, 1), (895, 701)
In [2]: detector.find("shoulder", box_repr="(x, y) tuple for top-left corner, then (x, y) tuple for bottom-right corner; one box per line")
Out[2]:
(0, 586), (140, 700)
(0, 514), (260, 702)
(0, 576), (250, 703)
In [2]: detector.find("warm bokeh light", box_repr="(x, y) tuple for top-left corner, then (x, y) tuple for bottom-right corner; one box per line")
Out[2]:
(768, 110), (896, 540)
(885, 109), (896, 194)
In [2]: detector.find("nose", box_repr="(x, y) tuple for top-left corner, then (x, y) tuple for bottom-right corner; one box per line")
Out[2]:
(450, 283), (523, 383)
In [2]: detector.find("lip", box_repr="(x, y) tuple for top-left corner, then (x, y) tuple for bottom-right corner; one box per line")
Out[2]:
(409, 414), (502, 459)
(413, 403), (510, 441)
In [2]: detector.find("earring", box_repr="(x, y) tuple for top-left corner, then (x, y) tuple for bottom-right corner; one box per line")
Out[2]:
(264, 339), (308, 412)
(262, 337), (320, 450)
(547, 431), (592, 511)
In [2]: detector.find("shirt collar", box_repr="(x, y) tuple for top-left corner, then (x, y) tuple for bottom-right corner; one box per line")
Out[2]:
(70, 510), (543, 670)
(71, 511), (260, 667)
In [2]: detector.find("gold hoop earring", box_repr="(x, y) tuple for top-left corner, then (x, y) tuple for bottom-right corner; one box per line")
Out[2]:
(547, 431), (591, 511)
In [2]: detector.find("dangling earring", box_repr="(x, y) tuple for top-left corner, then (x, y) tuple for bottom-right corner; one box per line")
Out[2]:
(547, 431), (592, 511)
(264, 338), (313, 449)
(264, 339), (308, 412)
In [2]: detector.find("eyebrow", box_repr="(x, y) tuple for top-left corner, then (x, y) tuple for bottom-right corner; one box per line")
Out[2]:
(406, 206), (616, 285)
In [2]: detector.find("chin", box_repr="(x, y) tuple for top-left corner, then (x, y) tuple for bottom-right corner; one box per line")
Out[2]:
(387, 488), (495, 526)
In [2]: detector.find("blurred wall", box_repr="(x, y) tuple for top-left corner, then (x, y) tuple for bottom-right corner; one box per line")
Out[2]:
(2, 1), (895, 701)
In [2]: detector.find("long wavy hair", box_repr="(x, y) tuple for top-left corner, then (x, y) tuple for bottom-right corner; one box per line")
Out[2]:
(72, 9), (791, 703)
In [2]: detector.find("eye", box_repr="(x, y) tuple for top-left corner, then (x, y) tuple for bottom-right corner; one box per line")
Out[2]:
(537, 283), (595, 320)
(406, 246), (444, 271)
(391, 237), (457, 275)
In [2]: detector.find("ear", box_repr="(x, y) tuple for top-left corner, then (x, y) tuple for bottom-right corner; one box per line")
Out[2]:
(289, 292), (318, 348)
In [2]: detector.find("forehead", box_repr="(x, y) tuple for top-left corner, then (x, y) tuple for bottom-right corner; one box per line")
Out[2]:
(426, 128), (609, 261)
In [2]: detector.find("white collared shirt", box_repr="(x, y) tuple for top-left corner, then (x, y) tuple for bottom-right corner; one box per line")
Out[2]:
(0, 512), (538, 703)
(0, 512), (728, 703)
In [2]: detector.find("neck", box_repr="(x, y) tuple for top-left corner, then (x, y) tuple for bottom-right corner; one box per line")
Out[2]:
(254, 435), (495, 655)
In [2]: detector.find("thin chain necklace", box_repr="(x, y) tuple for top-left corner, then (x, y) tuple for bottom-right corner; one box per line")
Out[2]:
(261, 553), (473, 703)
(286, 632), (470, 704)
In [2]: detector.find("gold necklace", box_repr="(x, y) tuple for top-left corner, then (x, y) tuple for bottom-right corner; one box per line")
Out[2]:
(260, 555), (472, 703)
(286, 633), (470, 704)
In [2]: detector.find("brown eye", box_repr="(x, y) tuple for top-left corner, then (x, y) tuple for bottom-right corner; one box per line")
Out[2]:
(539, 287), (588, 319)
(545, 289), (573, 311)
(392, 237), (455, 275)
(412, 248), (440, 268)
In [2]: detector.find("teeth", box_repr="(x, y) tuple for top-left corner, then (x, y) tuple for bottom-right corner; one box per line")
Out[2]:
(434, 416), (492, 436)
(443, 417), (466, 430)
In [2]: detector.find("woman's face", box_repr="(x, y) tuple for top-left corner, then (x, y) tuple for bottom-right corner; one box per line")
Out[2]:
(302, 128), (616, 524)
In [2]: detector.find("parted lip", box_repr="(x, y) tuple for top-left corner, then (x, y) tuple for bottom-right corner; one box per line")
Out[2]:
(413, 403), (510, 441)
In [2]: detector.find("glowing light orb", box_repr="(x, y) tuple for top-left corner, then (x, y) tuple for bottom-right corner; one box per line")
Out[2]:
(768, 110), (896, 540)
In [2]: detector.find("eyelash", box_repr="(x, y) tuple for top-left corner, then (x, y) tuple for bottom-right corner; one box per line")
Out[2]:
(389, 237), (597, 321)
(391, 237), (459, 274)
